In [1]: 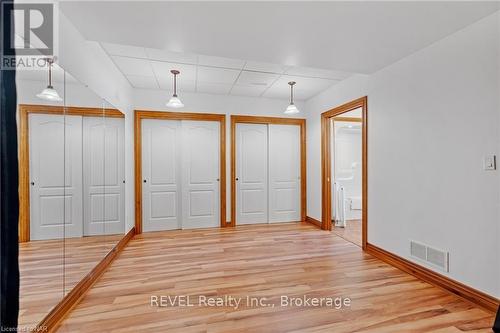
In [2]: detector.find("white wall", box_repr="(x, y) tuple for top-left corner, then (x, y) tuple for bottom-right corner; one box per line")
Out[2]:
(305, 12), (500, 297)
(134, 89), (305, 221)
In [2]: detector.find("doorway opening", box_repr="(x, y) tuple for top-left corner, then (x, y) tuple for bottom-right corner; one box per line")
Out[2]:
(321, 97), (367, 249)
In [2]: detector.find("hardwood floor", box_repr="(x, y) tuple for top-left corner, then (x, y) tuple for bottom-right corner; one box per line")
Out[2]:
(19, 234), (123, 331)
(332, 219), (362, 247)
(56, 223), (494, 332)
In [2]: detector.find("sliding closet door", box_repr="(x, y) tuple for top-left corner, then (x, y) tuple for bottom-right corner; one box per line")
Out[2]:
(141, 119), (181, 232)
(83, 117), (125, 236)
(102, 118), (125, 234)
(181, 121), (220, 229)
(29, 114), (83, 240)
(268, 124), (301, 223)
(236, 123), (268, 224)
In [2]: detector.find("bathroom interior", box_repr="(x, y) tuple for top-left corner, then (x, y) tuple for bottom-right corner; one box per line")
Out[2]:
(330, 108), (363, 246)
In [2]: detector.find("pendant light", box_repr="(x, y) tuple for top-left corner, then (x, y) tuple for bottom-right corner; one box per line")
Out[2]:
(166, 69), (184, 108)
(36, 58), (63, 102)
(284, 81), (299, 114)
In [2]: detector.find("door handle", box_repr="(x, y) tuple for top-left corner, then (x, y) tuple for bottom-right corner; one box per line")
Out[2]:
(216, 178), (220, 181)
(236, 177), (239, 181)
(30, 181), (35, 186)
(143, 179), (147, 183)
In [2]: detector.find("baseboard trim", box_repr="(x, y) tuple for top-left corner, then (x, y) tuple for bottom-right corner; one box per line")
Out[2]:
(305, 216), (322, 228)
(36, 227), (136, 332)
(366, 243), (500, 312)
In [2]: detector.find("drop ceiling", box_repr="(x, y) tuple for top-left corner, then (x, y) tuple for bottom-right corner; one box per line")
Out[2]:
(102, 43), (351, 100)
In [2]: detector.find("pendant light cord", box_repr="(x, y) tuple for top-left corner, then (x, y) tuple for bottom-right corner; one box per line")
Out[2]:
(48, 59), (52, 88)
(46, 57), (56, 88)
(173, 72), (177, 97)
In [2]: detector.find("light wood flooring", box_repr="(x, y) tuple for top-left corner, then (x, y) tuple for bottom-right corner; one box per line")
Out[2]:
(56, 223), (495, 332)
(332, 219), (362, 247)
(19, 234), (122, 331)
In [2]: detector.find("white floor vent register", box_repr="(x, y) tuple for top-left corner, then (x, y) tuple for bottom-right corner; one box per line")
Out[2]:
(410, 240), (449, 272)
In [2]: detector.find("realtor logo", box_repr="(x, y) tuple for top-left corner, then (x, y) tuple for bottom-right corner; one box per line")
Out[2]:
(2, 2), (55, 69)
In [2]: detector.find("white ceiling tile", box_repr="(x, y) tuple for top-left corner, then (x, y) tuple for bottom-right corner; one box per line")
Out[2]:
(236, 71), (279, 87)
(262, 85), (292, 100)
(102, 42), (147, 58)
(145, 48), (198, 64)
(277, 75), (337, 91)
(127, 75), (159, 89)
(150, 61), (197, 82)
(198, 55), (245, 69)
(244, 61), (288, 74)
(230, 85), (267, 97)
(263, 75), (338, 100)
(112, 56), (154, 76)
(157, 76), (196, 93)
(197, 82), (232, 95)
(285, 66), (351, 80)
(197, 66), (240, 84)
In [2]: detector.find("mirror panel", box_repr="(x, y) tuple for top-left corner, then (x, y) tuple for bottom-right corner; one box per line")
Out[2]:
(16, 60), (127, 330)
(63, 76), (108, 296)
(16, 61), (66, 331)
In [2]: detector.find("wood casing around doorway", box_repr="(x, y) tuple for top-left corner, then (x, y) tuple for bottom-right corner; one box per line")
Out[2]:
(134, 110), (226, 234)
(230, 115), (306, 227)
(321, 96), (368, 249)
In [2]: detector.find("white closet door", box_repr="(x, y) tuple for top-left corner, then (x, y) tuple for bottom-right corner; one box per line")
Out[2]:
(236, 123), (268, 225)
(83, 117), (125, 236)
(142, 119), (181, 232)
(181, 121), (220, 229)
(29, 114), (83, 240)
(268, 124), (301, 223)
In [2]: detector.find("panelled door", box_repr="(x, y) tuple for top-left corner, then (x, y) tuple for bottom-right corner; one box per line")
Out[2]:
(235, 122), (301, 225)
(268, 124), (301, 223)
(141, 119), (220, 231)
(141, 119), (182, 232)
(181, 121), (220, 229)
(83, 117), (125, 235)
(236, 123), (269, 224)
(29, 114), (83, 240)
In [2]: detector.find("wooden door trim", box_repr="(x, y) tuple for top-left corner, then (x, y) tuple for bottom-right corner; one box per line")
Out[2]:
(134, 110), (227, 234)
(321, 97), (368, 249)
(230, 115), (306, 227)
(18, 104), (124, 243)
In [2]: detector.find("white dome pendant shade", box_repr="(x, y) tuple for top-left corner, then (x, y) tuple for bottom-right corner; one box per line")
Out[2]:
(166, 69), (184, 108)
(284, 81), (299, 114)
(37, 58), (63, 102)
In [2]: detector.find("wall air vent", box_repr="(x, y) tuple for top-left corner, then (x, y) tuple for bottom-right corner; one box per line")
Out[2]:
(410, 240), (449, 272)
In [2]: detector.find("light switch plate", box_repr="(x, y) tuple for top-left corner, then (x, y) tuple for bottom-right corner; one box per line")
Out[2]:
(483, 155), (496, 170)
